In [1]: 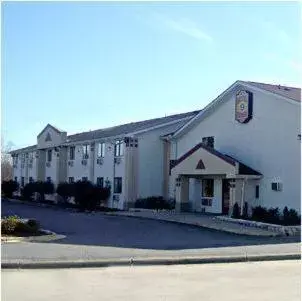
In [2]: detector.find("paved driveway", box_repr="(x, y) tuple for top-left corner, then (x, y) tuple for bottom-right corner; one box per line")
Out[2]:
(1, 201), (299, 262)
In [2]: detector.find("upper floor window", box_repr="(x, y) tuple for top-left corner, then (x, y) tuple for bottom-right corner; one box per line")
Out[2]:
(47, 149), (52, 162)
(114, 177), (122, 193)
(29, 152), (33, 160)
(13, 156), (18, 165)
(21, 153), (25, 163)
(82, 145), (90, 159)
(114, 140), (124, 157)
(97, 142), (105, 158)
(202, 136), (214, 148)
(69, 146), (75, 160)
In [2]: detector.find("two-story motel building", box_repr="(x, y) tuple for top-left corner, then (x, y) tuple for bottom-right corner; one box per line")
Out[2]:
(11, 81), (301, 213)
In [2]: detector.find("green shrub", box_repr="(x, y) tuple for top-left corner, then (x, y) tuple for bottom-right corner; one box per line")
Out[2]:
(26, 219), (40, 232)
(56, 182), (75, 203)
(241, 202), (249, 218)
(283, 208), (301, 226)
(267, 207), (280, 224)
(1, 180), (19, 198)
(231, 202), (240, 219)
(251, 206), (268, 222)
(135, 196), (173, 210)
(22, 182), (36, 201)
(1, 216), (20, 234)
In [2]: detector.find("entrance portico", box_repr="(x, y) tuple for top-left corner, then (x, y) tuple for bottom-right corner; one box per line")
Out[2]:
(170, 143), (262, 215)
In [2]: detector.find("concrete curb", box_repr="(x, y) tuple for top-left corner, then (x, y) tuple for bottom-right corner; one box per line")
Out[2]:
(104, 212), (280, 237)
(1, 230), (66, 243)
(2, 253), (300, 269)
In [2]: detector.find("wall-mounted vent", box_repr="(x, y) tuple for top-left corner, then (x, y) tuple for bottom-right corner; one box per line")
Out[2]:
(114, 157), (121, 165)
(113, 194), (120, 201)
(97, 158), (104, 165)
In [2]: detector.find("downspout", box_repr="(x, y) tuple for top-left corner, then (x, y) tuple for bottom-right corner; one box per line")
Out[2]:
(240, 179), (246, 216)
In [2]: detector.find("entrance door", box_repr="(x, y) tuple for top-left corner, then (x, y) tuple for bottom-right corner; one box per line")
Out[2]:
(222, 179), (230, 215)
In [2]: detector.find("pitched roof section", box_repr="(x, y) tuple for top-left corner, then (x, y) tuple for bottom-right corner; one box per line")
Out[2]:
(66, 110), (200, 143)
(37, 123), (66, 138)
(9, 144), (37, 154)
(10, 110), (200, 152)
(171, 143), (262, 176)
(244, 81), (301, 102)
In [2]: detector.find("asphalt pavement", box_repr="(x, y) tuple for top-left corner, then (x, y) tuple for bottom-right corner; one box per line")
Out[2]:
(1, 201), (300, 265)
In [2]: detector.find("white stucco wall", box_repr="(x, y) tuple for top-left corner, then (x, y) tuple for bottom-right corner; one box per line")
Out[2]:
(174, 86), (301, 212)
(135, 123), (186, 199)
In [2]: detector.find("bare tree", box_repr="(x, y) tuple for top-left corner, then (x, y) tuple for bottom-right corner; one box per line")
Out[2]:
(1, 140), (14, 181)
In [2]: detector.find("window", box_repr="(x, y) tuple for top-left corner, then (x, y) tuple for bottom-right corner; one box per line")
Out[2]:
(69, 177), (74, 183)
(114, 140), (124, 157)
(14, 177), (18, 183)
(202, 136), (215, 148)
(69, 146), (75, 160)
(114, 177), (122, 193)
(21, 177), (25, 187)
(29, 177), (33, 183)
(13, 156), (18, 165)
(202, 179), (214, 197)
(96, 177), (104, 188)
(21, 153), (25, 163)
(46, 177), (51, 182)
(97, 142), (105, 158)
(47, 149), (52, 162)
(29, 152), (33, 160)
(82, 145), (90, 159)
(255, 185), (259, 199)
(82, 177), (88, 182)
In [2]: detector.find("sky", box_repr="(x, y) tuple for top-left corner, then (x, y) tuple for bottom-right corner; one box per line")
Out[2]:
(2, 1), (301, 150)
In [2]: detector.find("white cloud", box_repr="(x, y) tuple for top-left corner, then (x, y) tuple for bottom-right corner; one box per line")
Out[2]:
(149, 12), (213, 43)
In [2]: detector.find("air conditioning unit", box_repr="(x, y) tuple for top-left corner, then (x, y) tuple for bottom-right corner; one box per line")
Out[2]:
(272, 182), (282, 191)
(68, 161), (74, 167)
(46, 162), (51, 168)
(29, 159), (33, 164)
(81, 159), (87, 166)
(114, 157), (121, 164)
(113, 194), (120, 201)
(97, 158), (104, 165)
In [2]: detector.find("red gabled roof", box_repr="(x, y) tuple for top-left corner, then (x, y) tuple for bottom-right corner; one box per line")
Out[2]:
(245, 81), (301, 102)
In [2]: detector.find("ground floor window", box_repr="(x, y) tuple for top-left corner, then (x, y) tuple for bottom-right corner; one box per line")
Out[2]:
(46, 177), (51, 182)
(21, 177), (25, 187)
(114, 177), (122, 193)
(97, 177), (104, 188)
(29, 177), (33, 183)
(202, 179), (214, 197)
(69, 177), (74, 183)
(14, 177), (18, 183)
(82, 177), (88, 182)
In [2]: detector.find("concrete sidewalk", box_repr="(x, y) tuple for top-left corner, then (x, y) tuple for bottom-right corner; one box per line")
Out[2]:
(105, 210), (281, 236)
(2, 243), (300, 269)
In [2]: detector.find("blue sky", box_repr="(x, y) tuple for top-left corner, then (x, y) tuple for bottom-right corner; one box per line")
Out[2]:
(2, 1), (301, 150)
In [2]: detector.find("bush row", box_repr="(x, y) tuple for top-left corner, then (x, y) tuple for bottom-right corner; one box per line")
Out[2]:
(2, 180), (111, 212)
(232, 202), (301, 226)
(135, 196), (175, 210)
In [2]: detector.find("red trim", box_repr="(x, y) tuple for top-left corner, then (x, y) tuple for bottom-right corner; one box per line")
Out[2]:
(171, 143), (236, 169)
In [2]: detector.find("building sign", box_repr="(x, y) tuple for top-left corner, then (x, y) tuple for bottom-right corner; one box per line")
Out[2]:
(235, 90), (253, 123)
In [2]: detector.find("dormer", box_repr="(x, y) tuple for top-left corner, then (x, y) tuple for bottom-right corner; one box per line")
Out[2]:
(37, 124), (67, 149)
